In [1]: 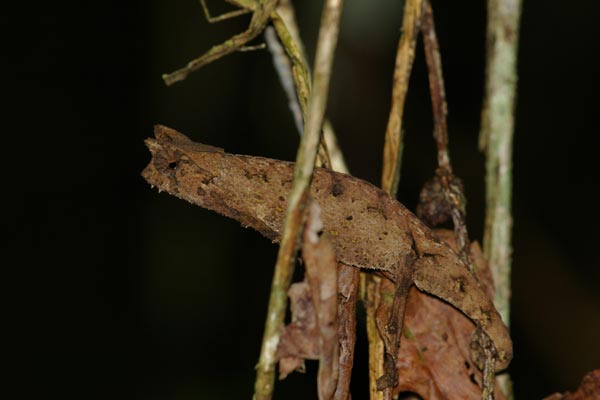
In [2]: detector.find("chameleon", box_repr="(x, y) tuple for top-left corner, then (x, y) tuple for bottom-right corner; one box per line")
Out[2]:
(141, 125), (513, 373)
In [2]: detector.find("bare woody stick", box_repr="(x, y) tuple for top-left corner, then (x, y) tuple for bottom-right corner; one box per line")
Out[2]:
(420, 0), (472, 268)
(420, 1), (450, 172)
(268, 14), (332, 169)
(253, 0), (345, 398)
(274, 0), (349, 173)
(381, 0), (424, 195)
(480, 0), (522, 397)
(480, 0), (522, 331)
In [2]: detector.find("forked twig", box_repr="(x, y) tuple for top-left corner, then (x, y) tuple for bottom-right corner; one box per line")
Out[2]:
(253, 0), (345, 398)
(162, 0), (278, 86)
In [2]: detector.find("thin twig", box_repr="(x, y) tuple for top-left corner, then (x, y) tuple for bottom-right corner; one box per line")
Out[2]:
(420, 0), (450, 172)
(480, 0), (521, 332)
(265, 26), (304, 134)
(271, 6), (344, 170)
(276, 0), (348, 173)
(199, 0), (252, 23)
(253, 0), (345, 398)
(480, 0), (522, 397)
(381, 0), (424, 195)
(364, 275), (390, 400)
(270, 9), (333, 168)
(420, 0), (472, 268)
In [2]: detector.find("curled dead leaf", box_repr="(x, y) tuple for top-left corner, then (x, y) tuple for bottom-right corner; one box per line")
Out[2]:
(277, 202), (340, 400)
(391, 230), (505, 399)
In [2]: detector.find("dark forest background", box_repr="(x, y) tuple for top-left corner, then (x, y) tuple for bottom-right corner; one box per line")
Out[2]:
(7, 1), (600, 399)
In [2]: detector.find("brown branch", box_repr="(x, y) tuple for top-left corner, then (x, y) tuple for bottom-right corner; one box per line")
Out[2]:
(253, 0), (345, 398)
(421, 0), (450, 172)
(381, 0), (424, 195)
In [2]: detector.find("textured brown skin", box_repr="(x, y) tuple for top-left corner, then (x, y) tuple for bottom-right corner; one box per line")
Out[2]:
(142, 125), (513, 371)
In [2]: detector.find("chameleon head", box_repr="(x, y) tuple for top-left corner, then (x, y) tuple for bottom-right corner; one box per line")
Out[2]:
(141, 125), (224, 197)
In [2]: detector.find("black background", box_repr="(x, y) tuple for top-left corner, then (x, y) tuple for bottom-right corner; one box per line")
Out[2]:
(8, 1), (600, 399)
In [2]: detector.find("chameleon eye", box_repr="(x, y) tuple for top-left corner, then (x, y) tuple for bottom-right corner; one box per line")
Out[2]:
(168, 161), (177, 169)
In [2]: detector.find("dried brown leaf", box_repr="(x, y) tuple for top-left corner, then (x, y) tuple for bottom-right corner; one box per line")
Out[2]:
(277, 281), (319, 378)
(302, 202), (339, 400)
(544, 369), (600, 400)
(391, 230), (505, 399)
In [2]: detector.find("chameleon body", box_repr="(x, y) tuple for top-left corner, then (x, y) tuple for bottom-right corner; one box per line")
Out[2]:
(142, 125), (512, 370)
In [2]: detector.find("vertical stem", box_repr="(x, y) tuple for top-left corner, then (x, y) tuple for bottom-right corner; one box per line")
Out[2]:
(364, 275), (389, 400)
(480, 0), (522, 332)
(421, 0), (472, 269)
(253, 0), (345, 398)
(480, 0), (522, 397)
(420, 0), (450, 172)
(381, 0), (424, 194)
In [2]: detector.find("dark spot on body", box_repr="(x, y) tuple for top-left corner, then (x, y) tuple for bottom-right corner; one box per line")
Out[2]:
(202, 175), (216, 185)
(326, 171), (345, 197)
(442, 332), (449, 341)
(332, 181), (344, 197)
(345, 215), (353, 221)
(244, 169), (269, 183)
(456, 278), (466, 293)
(469, 373), (478, 385)
(197, 187), (205, 196)
(278, 196), (285, 202)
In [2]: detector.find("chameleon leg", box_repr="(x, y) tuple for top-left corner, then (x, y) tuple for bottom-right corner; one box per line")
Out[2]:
(376, 261), (416, 391)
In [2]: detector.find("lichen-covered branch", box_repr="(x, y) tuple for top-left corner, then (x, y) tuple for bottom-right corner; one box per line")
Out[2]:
(253, 0), (345, 398)
(480, 1), (521, 397)
(480, 0), (522, 331)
